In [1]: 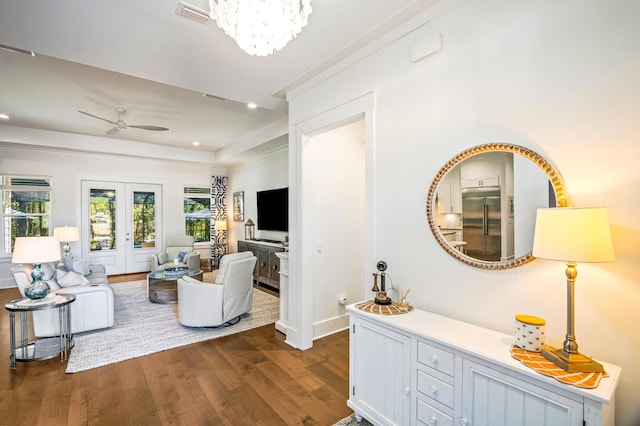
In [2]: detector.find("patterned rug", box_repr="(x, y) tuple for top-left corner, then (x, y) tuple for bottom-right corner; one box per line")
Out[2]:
(66, 276), (279, 373)
(333, 414), (373, 425)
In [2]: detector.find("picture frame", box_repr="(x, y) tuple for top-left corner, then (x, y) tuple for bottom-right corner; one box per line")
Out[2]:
(233, 191), (244, 221)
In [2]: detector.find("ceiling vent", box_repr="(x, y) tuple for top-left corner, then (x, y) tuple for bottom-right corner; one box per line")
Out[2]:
(203, 93), (227, 101)
(175, 1), (211, 25)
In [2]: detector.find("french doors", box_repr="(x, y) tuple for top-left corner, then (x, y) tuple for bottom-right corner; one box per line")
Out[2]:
(81, 180), (162, 275)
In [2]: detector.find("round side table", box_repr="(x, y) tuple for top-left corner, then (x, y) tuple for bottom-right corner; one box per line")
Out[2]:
(5, 293), (76, 369)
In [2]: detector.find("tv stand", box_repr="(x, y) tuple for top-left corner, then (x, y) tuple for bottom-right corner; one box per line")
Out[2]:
(237, 240), (285, 290)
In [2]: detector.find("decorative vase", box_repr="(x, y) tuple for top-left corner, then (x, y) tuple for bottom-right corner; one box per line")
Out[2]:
(24, 264), (50, 300)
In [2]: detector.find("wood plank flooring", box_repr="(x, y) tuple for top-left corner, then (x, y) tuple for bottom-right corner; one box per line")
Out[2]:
(0, 285), (352, 426)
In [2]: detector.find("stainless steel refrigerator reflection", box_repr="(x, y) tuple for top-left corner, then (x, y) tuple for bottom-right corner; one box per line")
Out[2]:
(462, 187), (501, 261)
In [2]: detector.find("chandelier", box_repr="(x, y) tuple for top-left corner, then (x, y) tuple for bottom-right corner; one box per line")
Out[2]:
(209, 0), (312, 56)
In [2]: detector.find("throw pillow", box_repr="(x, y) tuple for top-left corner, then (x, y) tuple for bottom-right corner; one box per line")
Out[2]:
(157, 252), (168, 265)
(45, 279), (61, 291)
(56, 268), (89, 287)
(178, 251), (188, 262)
(41, 262), (57, 280)
(63, 256), (91, 276)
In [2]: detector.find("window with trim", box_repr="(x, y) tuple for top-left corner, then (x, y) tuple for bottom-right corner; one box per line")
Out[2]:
(184, 186), (210, 243)
(1, 175), (52, 254)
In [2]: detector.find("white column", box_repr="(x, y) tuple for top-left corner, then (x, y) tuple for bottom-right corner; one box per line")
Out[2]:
(275, 252), (289, 334)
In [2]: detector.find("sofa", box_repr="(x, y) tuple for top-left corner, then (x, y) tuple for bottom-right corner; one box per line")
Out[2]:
(11, 259), (114, 337)
(150, 235), (200, 272)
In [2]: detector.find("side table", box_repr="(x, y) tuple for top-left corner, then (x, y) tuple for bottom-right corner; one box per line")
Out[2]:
(5, 294), (76, 369)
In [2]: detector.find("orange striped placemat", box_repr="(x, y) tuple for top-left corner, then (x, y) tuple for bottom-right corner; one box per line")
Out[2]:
(510, 346), (607, 389)
(355, 300), (414, 315)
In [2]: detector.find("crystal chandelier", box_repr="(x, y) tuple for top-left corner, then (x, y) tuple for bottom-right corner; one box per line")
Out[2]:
(209, 0), (312, 56)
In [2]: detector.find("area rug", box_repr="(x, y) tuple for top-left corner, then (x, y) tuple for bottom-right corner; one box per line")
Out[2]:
(333, 414), (373, 425)
(66, 279), (279, 373)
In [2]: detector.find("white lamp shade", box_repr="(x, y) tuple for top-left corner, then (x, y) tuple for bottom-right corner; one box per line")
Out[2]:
(12, 236), (62, 264)
(215, 220), (227, 231)
(532, 207), (615, 263)
(53, 226), (80, 242)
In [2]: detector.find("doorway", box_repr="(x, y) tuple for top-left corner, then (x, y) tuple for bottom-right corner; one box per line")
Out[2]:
(288, 91), (375, 350)
(80, 180), (162, 275)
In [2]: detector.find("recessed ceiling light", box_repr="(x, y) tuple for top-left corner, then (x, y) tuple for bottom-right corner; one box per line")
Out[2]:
(0, 113), (10, 120)
(247, 102), (257, 109)
(192, 141), (200, 146)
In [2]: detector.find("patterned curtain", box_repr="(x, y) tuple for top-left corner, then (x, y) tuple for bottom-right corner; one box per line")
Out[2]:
(210, 176), (228, 267)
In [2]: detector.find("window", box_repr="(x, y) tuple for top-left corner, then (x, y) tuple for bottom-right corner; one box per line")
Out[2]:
(184, 186), (210, 243)
(1, 175), (52, 254)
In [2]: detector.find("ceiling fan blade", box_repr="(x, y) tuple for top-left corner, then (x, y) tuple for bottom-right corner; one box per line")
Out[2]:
(107, 127), (119, 135)
(79, 110), (117, 125)
(128, 125), (170, 131)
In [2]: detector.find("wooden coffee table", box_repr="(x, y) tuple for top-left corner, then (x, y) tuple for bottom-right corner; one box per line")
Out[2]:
(147, 269), (203, 304)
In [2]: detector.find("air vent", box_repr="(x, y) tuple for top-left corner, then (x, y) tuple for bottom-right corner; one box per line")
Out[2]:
(175, 1), (211, 25)
(203, 93), (227, 101)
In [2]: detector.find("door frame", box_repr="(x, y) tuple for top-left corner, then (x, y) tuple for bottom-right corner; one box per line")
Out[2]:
(80, 180), (162, 275)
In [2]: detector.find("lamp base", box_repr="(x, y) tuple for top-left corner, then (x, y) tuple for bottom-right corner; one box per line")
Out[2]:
(541, 346), (605, 373)
(25, 279), (50, 300)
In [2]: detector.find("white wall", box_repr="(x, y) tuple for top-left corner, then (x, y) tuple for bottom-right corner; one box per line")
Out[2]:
(288, 0), (640, 424)
(0, 144), (224, 285)
(226, 147), (289, 251)
(305, 119), (365, 338)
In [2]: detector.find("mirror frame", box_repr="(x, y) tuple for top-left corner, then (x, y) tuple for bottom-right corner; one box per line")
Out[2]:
(426, 143), (568, 270)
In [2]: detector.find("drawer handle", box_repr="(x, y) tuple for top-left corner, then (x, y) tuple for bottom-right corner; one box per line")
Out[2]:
(403, 387), (410, 395)
(429, 415), (437, 424)
(430, 354), (438, 363)
(430, 385), (437, 394)
(261, 262), (266, 267)
(272, 265), (278, 270)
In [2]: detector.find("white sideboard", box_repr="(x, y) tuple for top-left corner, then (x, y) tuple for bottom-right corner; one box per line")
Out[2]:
(347, 304), (620, 426)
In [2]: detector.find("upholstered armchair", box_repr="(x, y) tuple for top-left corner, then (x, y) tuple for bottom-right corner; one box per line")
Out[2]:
(11, 261), (114, 337)
(150, 235), (200, 272)
(177, 251), (257, 327)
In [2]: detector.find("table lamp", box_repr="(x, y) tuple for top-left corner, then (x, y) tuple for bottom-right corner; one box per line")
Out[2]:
(12, 236), (62, 300)
(532, 207), (615, 373)
(53, 226), (80, 258)
(215, 220), (227, 233)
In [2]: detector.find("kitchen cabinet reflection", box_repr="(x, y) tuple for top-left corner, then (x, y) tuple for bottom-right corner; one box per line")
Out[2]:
(428, 144), (567, 269)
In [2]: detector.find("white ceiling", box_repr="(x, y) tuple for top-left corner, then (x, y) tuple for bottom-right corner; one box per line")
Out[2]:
(0, 0), (438, 160)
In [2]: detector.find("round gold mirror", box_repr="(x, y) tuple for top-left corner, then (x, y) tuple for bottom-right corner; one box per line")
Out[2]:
(426, 143), (567, 269)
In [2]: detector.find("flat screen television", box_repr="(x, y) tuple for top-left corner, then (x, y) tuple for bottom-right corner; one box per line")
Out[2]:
(256, 188), (288, 232)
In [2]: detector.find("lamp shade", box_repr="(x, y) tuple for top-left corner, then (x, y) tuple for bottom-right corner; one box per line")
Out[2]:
(532, 207), (615, 263)
(12, 236), (61, 264)
(53, 226), (80, 242)
(215, 220), (227, 231)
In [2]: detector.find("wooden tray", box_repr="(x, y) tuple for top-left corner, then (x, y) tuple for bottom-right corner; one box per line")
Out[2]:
(355, 300), (414, 315)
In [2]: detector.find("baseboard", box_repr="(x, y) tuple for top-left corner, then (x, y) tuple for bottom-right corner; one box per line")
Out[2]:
(0, 276), (15, 289)
(313, 313), (349, 341)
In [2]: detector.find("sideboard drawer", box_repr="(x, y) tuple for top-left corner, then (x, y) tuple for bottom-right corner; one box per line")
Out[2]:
(416, 398), (453, 426)
(417, 370), (455, 409)
(417, 340), (455, 377)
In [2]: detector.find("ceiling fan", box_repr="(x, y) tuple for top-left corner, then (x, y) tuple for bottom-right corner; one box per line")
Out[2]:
(79, 107), (169, 135)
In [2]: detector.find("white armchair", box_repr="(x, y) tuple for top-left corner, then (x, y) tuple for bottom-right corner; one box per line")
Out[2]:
(151, 235), (200, 272)
(177, 252), (257, 327)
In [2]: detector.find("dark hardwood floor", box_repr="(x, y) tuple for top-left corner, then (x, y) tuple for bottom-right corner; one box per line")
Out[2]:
(0, 285), (352, 426)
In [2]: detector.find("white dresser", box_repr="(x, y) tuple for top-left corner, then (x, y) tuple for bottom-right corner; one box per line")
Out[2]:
(347, 304), (620, 426)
